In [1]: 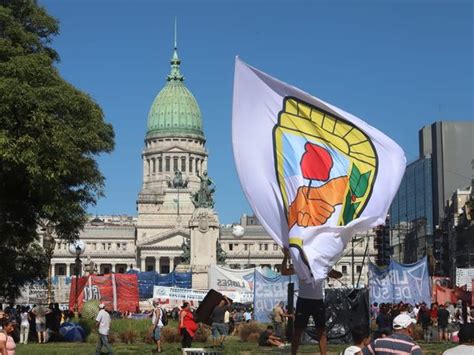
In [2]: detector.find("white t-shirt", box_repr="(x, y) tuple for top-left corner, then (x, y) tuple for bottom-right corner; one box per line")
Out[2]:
(298, 278), (324, 300)
(96, 309), (111, 335)
(443, 345), (474, 355)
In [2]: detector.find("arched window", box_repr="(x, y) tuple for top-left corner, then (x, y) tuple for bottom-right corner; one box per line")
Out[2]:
(152, 158), (156, 174)
(158, 157), (163, 173)
(181, 157), (186, 172)
(189, 157), (193, 173)
(165, 157), (170, 172)
(195, 158), (199, 174)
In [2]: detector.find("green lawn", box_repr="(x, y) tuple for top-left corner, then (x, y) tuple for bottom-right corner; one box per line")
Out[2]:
(15, 338), (455, 354)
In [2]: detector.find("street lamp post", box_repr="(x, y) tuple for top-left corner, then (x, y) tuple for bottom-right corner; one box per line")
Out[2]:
(41, 222), (56, 304)
(68, 240), (86, 316)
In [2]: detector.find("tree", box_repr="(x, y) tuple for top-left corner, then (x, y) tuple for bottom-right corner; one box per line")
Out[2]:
(0, 1), (115, 299)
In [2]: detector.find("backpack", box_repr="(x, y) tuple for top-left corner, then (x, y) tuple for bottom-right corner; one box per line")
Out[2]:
(160, 308), (168, 326)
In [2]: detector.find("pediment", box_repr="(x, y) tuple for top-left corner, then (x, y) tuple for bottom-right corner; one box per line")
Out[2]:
(166, 146), (189, 153)
(139, 227), (190, 249)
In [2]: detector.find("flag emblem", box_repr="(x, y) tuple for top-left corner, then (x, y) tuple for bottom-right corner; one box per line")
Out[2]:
(273, 97), (378, 238)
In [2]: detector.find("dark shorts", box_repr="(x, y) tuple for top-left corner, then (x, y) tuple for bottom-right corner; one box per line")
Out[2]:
(212, 322), (227, 337)
(294, 297), (326, 329)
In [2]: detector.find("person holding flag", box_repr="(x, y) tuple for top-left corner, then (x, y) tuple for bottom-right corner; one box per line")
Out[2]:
(233, 58), (406, 353)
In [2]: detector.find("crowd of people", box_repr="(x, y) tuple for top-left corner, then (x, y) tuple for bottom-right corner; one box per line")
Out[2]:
(371, 300), (474, 342)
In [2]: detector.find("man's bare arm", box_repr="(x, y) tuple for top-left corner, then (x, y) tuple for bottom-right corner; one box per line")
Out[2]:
(280, 247), (295, 276)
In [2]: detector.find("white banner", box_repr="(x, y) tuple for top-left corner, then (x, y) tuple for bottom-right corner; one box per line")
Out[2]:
(209, 265), (253, 292)
(456, 268), (474, 291)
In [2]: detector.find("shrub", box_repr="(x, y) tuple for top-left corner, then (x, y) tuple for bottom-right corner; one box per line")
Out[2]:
(194, 325), (211, 343)
(247, 332), (260, 343)
(239, 322), (265, 342)
(119, 329), (138, 344)
(161, 327), (181, 343)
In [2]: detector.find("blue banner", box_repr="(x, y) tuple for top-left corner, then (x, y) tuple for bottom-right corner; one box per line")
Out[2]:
(126, 271), (192, 299)
(369, 257), (431, 305)
(252, 271), (298, 322)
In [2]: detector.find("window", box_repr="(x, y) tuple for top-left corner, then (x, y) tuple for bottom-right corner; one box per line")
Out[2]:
(244, 244), (248, 251)
(146, 159), (150, 175)
(173, 157), (178, 172)
(107, 243), (111, 251)
(116, 243), (121, 250)
(165, 157), (170, 172)
(273, 244), (278, 251)
(356, 265), (362, 273)
(229, 244), (233, 251)
(342, 265), (348, 275)
(181, 158), (186, 172)
(189, 158), (193, 173)
(102, 243), (106, 250)
(195, 159), (199, 174)
(264, 244), (268, 251)
(122, 243), (127, 251)
(259, 244), (263, 251)
(93, 243), (97, 250)
(117, 266), (125, 273)
(152, 158), (156, 173)
(158, 158), (162, 173)
(58, 265), (65, 276)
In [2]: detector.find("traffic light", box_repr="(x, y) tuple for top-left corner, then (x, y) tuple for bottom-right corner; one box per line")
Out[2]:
(375, 224), (391, 266)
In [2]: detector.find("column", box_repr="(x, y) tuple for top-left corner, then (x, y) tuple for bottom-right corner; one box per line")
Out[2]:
(141, 258), (146, 272)
(169, 257), (174, 272)
(51, 263), (55, 277)
(111, 264), (116, 273)
(66, 263), (71, 276)
(156, 257), (160, 273)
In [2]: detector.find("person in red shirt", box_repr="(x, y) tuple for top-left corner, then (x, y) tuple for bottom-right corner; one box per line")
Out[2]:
(179, 303), (198, 349)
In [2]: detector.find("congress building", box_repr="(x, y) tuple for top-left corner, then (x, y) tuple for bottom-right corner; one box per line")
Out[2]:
(44, 39), (375, 288)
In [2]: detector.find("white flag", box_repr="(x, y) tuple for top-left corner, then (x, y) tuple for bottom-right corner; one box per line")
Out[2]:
(232, 58), (406, 285)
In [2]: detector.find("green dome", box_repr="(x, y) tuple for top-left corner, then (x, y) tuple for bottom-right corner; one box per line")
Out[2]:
(146, 47), (204, 139)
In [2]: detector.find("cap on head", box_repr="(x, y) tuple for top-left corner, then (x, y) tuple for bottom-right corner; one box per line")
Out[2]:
(393, 314), (416, 330)
(99, 303), (106, 309)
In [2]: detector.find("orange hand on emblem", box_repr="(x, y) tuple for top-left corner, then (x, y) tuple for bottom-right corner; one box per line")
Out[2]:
(288, 176), (349, 228)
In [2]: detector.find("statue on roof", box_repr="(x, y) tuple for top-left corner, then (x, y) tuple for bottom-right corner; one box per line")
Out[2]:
(192, 171), (215, 208)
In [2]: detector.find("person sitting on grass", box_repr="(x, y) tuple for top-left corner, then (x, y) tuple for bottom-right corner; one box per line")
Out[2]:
(340, 324), (371, 355)
(258, 325), (285, 348)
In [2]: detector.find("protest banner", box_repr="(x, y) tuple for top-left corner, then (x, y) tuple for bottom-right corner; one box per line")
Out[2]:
(69, 274), (139, 313)
(253, 271), (298, 322)
(152, 286), (207, 310)
(456, 268), (474, 291)
(369, 257), (430, 305)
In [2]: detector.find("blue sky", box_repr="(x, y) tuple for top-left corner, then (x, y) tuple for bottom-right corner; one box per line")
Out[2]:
(41, 0), (473, 224)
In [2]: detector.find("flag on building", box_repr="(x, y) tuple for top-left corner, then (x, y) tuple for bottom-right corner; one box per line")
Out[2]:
(232, 58), (406, 284)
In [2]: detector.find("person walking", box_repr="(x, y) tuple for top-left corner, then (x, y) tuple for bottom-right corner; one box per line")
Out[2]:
(362, 314), (421, 355)
(19, 308), (29, 345)
(178, 302), (197, 349)
(95, 303), (113, 355)
(151, 300), (164, 353)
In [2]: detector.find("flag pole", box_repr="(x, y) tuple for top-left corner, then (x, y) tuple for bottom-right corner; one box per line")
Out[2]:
(356, 233), (370, 288)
